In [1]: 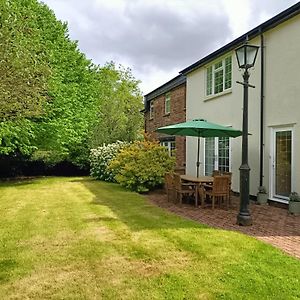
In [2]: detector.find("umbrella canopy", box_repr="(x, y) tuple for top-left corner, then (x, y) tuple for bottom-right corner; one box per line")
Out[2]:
(156, 118), (242, 138)
(156, 119), (242, 177)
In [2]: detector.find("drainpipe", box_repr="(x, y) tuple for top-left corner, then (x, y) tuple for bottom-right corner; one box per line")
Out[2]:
(259, 32), (265, 187)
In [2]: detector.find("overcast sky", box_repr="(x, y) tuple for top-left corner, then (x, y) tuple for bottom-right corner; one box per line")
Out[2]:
(41, 0), (299, 94)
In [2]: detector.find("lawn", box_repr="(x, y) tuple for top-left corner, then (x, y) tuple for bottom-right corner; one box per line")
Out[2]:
(0, 177), (299, 299)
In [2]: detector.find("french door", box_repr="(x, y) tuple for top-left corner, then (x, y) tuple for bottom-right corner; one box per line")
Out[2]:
(204, 137), (230, 176)
(271, 128), (293, 200)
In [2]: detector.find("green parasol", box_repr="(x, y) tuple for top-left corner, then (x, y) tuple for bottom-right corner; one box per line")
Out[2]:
(156, 119), (242, 177)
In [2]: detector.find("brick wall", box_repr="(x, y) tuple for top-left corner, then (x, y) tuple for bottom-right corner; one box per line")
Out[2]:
(144, 83), (186, 172)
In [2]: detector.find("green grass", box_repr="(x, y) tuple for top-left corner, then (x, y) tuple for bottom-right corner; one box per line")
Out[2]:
(0, 177), (299, 299)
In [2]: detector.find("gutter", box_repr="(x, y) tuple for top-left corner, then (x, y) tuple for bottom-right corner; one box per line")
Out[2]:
(180, 2), (300, 75)
(259, 32), (265, 187)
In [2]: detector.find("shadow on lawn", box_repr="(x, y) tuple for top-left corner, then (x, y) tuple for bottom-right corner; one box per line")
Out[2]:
(80, 178), (204, 232)
(0, 178), (37, 188)
(76, 177), (300, 257)
(145, 185), (300, 241)
(83, 216), (118, 223)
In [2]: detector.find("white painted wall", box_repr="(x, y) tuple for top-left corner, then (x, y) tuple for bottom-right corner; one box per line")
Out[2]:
(186, 14), (300, 199)
(263, 15), (300, 200)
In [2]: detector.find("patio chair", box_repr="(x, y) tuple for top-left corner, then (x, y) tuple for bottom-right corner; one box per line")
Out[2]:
(202, 175), (230, 209)
(164, 172), (175, 202)
(173, 173), (197, 206)
(222, 171), (232, 206)
(212, 170), (221, 176)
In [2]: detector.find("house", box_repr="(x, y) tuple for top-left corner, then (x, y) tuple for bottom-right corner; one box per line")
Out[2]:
(143, 75), (187, 173)
(180, 3), (300, 204)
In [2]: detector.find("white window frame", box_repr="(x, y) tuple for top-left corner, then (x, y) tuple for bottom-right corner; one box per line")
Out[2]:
(165, 92), (171, 115)
(206, 55), (232, 97)
(161, 140), (176, 156)
(269, 126), (294, 203)
(149, 101), (154, 120)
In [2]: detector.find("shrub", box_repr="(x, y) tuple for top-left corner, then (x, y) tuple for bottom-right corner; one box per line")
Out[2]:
(108, 140), (175, 192)
(289, 192), (300, 202)
(90, 141), (128, 182)
(258, 186), (267, 194)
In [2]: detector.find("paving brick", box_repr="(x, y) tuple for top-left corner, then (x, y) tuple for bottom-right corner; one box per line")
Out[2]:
(146, 190), (300, 259)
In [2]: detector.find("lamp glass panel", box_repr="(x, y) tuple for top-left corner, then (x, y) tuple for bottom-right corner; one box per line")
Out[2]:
(236, 45), (259, 68)
(246, 46), (258, 66)
(236, 48), (245, 68)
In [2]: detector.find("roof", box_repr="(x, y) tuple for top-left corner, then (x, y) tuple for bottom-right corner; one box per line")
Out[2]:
(144, 74), (186, 103)
(180, 2), (300, 75)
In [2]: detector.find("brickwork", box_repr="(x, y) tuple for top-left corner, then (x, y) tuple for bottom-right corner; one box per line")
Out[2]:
(144, 83), (186, 171)
(146, 191), (300, 259)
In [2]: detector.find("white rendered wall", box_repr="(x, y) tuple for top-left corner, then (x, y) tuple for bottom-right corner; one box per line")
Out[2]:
(186, 14), (300, 198)
(263, 15), (300, 200)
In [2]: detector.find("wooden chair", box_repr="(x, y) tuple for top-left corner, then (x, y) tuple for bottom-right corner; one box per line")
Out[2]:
(212, 170), (221, 176)
(202, 175), (230, 209)
(173, 173), (196, 206)
(174, 167), (185, 175)
(164, 172), (175, 202)
(222, 172), (232, 206)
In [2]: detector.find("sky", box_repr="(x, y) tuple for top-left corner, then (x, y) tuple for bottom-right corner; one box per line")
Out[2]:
(41, 0), (299, 95)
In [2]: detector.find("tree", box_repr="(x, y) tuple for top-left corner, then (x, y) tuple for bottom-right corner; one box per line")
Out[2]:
(0, 0), (50, 119)
(91, 62), (143, 148)
(0, 0), (143, 170)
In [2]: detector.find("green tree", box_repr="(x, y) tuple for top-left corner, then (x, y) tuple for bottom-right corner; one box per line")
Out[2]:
(91, 62), (143, 148)
(0, 0), (143, 169)
(0, 0), (50, 120)
(0, 119), (36, 155)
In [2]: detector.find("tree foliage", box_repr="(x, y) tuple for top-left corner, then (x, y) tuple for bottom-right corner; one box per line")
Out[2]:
(0, 0), (50, 119)
(91, 62), (143, 148)
(0, 119), (36, 155)
(0, 0), (143, 169)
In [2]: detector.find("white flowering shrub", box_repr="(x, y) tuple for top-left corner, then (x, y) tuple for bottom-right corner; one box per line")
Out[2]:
(90, 141), (128, 182)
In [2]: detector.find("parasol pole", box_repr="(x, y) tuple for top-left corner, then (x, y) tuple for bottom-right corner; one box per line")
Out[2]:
(196, 135), (200, 177)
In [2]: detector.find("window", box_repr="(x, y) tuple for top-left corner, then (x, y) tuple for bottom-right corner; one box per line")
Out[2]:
(161, 140), (176, 156)
(165, 93), (171, 114)
(149, 101), (154, 119)
(206, 56), (232, 96)
(204, 137), (230, 176)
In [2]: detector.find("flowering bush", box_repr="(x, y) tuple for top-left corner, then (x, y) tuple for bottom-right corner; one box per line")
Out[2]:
(108, 141), (175, 192)
(90, 141), (128, 182)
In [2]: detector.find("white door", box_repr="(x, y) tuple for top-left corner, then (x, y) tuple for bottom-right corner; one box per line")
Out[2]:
(271, 128), (293, 200)
(204, 137), (231, 176)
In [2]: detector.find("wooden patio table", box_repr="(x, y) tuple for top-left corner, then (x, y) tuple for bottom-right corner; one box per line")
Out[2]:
(180, 175), (214, 207)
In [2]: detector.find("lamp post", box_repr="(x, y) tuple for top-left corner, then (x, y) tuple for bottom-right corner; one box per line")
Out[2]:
(235, 43), (259, 226)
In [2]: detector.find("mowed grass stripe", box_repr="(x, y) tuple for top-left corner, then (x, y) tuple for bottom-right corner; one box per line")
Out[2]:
(0, 177), (299, 299)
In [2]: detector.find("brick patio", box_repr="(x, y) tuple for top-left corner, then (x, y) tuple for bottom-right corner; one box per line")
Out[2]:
(146, 190), (300, 259)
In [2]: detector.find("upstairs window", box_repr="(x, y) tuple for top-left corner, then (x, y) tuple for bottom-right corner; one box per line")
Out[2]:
(206, 56), (232, 96)
(149, 101), (154, 120)
(165, 92), (171, 115)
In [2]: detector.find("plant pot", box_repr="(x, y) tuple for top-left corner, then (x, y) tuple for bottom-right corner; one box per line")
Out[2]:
(257, 192), (268, 205)
(289, 201), (300, 215)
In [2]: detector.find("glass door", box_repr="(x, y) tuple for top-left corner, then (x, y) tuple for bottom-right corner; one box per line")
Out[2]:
(204, 137), (215, 176)
(273, 129), (292, 198)
(218, 137), (230, 173)
(204, 137), (230, 176)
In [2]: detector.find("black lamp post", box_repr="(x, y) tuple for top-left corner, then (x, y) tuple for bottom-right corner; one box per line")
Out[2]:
(235, 43), (259, 226)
